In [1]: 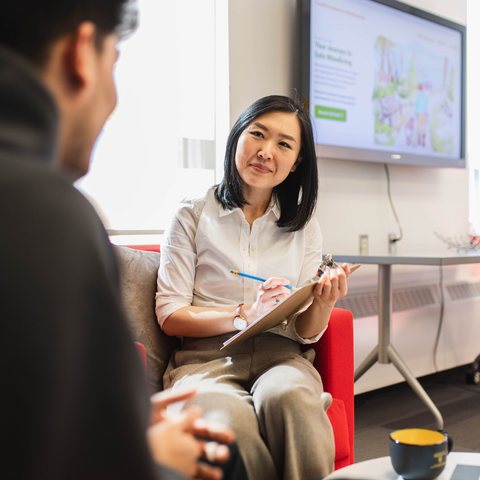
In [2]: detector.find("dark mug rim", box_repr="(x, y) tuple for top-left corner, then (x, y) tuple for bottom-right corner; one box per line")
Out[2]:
(389, 428), (447, 447)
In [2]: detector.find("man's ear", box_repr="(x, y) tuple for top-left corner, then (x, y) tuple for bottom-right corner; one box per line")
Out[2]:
(64, 22), (98, 90)
(290, 156), (303, 172)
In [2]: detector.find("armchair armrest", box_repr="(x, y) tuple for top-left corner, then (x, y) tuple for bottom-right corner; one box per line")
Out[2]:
(135, 342), (147, 370)
(309, 307), (354, 466)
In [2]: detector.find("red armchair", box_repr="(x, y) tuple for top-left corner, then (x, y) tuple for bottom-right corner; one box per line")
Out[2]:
(310, 308), (354, 468)
(135, 341), (147, 368)
(124, 245), (354, 470)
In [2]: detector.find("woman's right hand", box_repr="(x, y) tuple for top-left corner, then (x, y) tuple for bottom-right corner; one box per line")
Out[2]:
(245, 277), (291, 321)
(163, 277), (291, 337)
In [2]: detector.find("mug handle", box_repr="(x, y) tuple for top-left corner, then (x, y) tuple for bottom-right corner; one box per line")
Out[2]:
(443, 432), (454, 453)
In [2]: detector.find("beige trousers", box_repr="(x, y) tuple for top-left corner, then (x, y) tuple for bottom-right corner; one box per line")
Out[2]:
(164, 333), (335, 480)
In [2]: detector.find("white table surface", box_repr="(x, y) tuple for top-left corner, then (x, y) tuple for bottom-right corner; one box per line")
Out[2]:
(331, 251), (480, 266)
(325, 452), (480, 480)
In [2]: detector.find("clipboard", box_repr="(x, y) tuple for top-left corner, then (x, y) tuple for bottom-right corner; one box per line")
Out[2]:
(221, 263), (361, 350)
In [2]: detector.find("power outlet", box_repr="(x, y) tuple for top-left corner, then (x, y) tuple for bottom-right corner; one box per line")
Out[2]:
(359, 234), (368, 254)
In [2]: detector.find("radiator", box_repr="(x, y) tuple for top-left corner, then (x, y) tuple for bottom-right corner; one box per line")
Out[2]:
(338, 281), (480, 394)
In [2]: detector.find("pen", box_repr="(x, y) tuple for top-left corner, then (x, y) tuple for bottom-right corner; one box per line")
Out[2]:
(230, 270), (293, 290)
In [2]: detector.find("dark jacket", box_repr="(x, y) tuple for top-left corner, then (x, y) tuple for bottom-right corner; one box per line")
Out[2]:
(0, 46), (184, 480)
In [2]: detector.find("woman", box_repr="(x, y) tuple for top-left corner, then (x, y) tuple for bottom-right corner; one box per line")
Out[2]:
(156, 95), (350, 480)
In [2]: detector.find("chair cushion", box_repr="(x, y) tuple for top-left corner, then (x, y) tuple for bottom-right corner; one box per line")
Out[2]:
(327, 398), (350, 461)
(113, 245), (179, 394)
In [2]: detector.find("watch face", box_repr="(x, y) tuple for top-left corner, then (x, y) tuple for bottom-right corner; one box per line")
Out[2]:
(233, 316), (247, 331)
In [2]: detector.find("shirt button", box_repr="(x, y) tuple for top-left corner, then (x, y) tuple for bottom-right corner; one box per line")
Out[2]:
(255, 220), (259, 225)
(246, 287), (252, 292)
(251, 246), (256, 251)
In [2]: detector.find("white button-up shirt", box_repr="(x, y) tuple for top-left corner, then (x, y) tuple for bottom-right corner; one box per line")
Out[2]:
(155, 187), (325, 344)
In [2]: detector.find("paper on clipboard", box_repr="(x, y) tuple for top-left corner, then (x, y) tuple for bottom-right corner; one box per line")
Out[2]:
(221, 280), (318, 350)
(221, 263), (361, 350)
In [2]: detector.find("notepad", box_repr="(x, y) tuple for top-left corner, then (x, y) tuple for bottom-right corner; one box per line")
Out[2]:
(221, 264), (361, 350)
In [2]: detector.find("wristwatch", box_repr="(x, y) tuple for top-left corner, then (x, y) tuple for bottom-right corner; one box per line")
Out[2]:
(233, 303), (248, 331)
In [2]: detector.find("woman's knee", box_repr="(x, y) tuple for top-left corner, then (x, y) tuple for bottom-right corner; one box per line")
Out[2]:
(183, 390), (258, 435)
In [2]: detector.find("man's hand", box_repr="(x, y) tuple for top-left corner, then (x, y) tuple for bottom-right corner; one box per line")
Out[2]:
(148, 388), (236, 479)
(150, 387), (198, 425)
(147, 406), (203, 478)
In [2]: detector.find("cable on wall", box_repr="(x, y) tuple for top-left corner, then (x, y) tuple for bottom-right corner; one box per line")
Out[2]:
(432, 265), (445, 373)
(384, 163), (403, 243)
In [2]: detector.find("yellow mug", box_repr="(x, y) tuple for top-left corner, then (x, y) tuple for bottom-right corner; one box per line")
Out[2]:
(389, 428), (453, 480)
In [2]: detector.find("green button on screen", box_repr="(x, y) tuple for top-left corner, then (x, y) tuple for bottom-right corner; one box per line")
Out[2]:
(315, 106), (346, 122)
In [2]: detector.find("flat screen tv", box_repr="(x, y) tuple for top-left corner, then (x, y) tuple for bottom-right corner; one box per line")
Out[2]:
(301, 0), (466, 168)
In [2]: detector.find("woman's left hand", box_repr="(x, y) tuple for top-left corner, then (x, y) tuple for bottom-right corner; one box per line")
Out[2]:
(312, 263), (350, 308)
(295, 264), (351, 339)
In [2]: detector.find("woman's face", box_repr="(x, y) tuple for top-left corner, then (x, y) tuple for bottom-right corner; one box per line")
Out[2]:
(234, 111), (302, 195)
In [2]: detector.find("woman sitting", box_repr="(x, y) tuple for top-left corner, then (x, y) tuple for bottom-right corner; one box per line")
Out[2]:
(156, 95), (350, 480)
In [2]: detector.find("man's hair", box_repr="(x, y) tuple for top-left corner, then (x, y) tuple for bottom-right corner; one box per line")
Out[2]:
(215, 95), (319, 232)
(0, 0), (137, 66)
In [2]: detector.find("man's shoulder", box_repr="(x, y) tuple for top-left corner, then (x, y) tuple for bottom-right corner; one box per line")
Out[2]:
(0, 154), (119, 316)
(0, 155), (107, 250)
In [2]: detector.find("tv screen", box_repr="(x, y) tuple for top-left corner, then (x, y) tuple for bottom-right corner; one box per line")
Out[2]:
(301, 0), (466, 168)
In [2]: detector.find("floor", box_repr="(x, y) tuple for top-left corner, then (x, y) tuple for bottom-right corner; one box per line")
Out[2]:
(354, 363), (480, 463)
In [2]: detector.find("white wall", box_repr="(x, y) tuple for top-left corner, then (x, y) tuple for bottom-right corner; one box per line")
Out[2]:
(228, 0), (300, 126)
(229, 0), (468, 257)
(229, 0), (477, 393)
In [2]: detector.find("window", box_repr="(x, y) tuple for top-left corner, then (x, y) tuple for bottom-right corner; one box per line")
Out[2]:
(76, 0), (229, 240)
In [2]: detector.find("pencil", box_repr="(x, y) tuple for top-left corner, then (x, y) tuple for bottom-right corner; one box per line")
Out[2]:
(230, 270), (293, 290)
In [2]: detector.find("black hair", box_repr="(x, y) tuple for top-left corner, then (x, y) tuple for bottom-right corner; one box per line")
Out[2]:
(0, 0), (137, 66)
(215, 95), (318, 232)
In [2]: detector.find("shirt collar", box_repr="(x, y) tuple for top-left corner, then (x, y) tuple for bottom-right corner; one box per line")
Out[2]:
(218, 195), (280, 220)
(270, 198), (281, 219)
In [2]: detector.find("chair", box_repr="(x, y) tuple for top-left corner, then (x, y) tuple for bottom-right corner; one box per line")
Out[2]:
(135, 342), (147, 368)
(311, 308), (355, 469)
(118, 244), (354, 469)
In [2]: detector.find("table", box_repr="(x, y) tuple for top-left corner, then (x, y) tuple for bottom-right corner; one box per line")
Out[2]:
(325, 452), (480, 479)
(332, 251), (480, 431)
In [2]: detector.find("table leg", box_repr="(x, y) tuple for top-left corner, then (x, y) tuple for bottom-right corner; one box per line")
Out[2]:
(354, 263), (445, 430)
(354, 264), (392, 380)
(388, 345), (444, 431)
(354, 345), (379, 382)
(378, 264), (392, 364)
